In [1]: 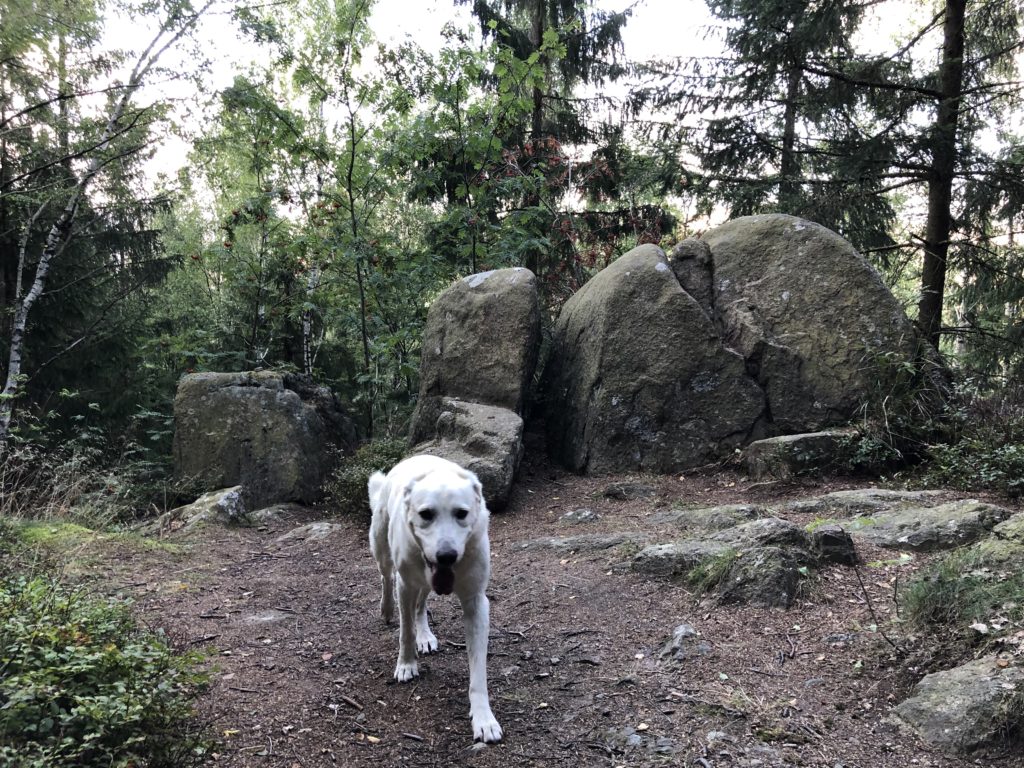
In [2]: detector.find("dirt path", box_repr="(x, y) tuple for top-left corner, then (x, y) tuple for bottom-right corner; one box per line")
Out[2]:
(101, 459), (1020, 768)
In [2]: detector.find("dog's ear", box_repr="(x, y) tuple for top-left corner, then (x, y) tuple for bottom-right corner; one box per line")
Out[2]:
(401, 471), (431, 519)
(456, 466), (486, 514)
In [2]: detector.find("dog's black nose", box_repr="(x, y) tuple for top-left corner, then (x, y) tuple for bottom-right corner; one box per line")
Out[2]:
(436, 548), (458, 568)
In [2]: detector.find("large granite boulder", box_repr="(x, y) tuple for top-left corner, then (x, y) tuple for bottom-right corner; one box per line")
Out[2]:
(411, 267), (540, 426)
(705, 214), (934, 433)
(544, 244), (766, 473)
(173, 371), (356, 507)
(409, 268), (541, 507)
(544, 216), (941, 475)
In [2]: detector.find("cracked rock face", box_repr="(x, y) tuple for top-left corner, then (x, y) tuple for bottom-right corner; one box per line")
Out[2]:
(543, 244), (766, 473)
(706, 214), (930, 433)
(545, 216), (937, 474)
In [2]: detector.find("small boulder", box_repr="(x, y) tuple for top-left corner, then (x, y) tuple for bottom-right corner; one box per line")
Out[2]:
(809, 525), (858, 565)
(659, 623), (712, 660)
(173, 371), (356, 507)
(410, 398), (523, 510)
(717, 546), (807, 607)
(145, 486), (247, 535)
(742, 429), (855, 479)
(892, 656), (1024, 752)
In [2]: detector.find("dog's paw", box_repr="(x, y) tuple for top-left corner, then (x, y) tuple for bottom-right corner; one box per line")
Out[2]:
(415, 630), (439, 654)
(380, 599), (394, 624)
(472, 713), (503, 743)
(393, 661), (419, 682)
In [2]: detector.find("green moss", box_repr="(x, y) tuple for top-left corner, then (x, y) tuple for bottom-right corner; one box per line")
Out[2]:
(16, 521), (96, 548)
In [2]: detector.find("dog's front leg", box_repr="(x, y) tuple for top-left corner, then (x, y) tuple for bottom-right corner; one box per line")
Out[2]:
(462, 593), (502, 743)
(394, 576), (420, 682)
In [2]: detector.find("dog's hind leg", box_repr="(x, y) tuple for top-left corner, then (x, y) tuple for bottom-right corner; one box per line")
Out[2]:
(414, 592), (438, 654)
(368, 510), (394, 624)
(461, 593), (502, 743)
(394, 575), (420, 682)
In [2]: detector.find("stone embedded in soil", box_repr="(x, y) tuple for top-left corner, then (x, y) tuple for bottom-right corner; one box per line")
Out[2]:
(649, 504), (765, 532)
(787, 488), (945, 515)
(275, 521), (345, 543)
(518, 532), (649, 552)
(892, 655), (1024, 752)
(603, 482), (659, 501)
(631, 540), (731, 577)
(844, 500), (1012, 551)
(560, 508), (601, 524)
(659, 623), (712, 660)
(710, 517), (812, 550)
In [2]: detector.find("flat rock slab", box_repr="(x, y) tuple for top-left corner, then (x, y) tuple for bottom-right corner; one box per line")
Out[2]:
(276, 521), (345, 543)
(840, 500), (1012, 551)
(649, 504), (765, 532)
(892, 655), (1024, 752)
(788, 488), (946, 515)
(518, 532), (649, 553)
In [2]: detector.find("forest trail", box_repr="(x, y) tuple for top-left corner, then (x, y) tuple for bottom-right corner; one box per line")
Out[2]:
(97, 457), (1020, 768)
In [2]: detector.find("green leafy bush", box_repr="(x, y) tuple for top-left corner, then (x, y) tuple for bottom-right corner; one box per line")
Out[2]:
(0, 577), (209, 768)
(922, 383), (1024, 496)
(324, 439), (409, 517)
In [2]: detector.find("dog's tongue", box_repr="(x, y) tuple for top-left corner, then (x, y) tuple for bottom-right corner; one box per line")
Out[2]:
(431, 566), (455, 595)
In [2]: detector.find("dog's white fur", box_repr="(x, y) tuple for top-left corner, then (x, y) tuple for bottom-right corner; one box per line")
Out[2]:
(368, 454), (502, 743)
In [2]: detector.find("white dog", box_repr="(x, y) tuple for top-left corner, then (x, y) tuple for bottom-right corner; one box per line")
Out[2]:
(368, 454), (502, 743)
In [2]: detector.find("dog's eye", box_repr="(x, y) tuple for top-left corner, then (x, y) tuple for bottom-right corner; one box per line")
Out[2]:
(454, 508), (469, 521)
(419, 509), (435, 522)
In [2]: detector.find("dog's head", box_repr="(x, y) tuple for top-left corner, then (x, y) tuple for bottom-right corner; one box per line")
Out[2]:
(403, 464), (484, 595)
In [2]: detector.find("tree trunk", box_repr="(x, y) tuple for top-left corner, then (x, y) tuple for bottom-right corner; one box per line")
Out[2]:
(530, 0), (545, 140)
(778, 63), (803, 212)
(918, 0), (966, 348)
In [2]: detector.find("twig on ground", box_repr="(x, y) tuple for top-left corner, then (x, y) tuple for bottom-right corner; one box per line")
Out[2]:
(339, 694), (363, 711)
(853, 561), (905, 655)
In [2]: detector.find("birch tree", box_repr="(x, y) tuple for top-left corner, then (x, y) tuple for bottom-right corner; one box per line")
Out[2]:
(0, 0), (216, 442)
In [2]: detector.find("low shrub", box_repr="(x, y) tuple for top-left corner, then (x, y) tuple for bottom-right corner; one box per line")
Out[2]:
(323, 439), (408, 517)
(921, 382), (1024, 496)
(0, 576), (210, 768)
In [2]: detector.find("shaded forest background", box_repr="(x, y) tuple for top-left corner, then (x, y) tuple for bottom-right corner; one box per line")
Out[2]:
(2, 0), (1024, 515)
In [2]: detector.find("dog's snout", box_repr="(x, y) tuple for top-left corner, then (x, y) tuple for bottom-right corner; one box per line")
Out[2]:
(436, 547), (458, 568)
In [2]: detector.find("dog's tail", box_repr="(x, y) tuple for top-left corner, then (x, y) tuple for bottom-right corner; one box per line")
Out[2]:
(367, 471), (387, 514)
